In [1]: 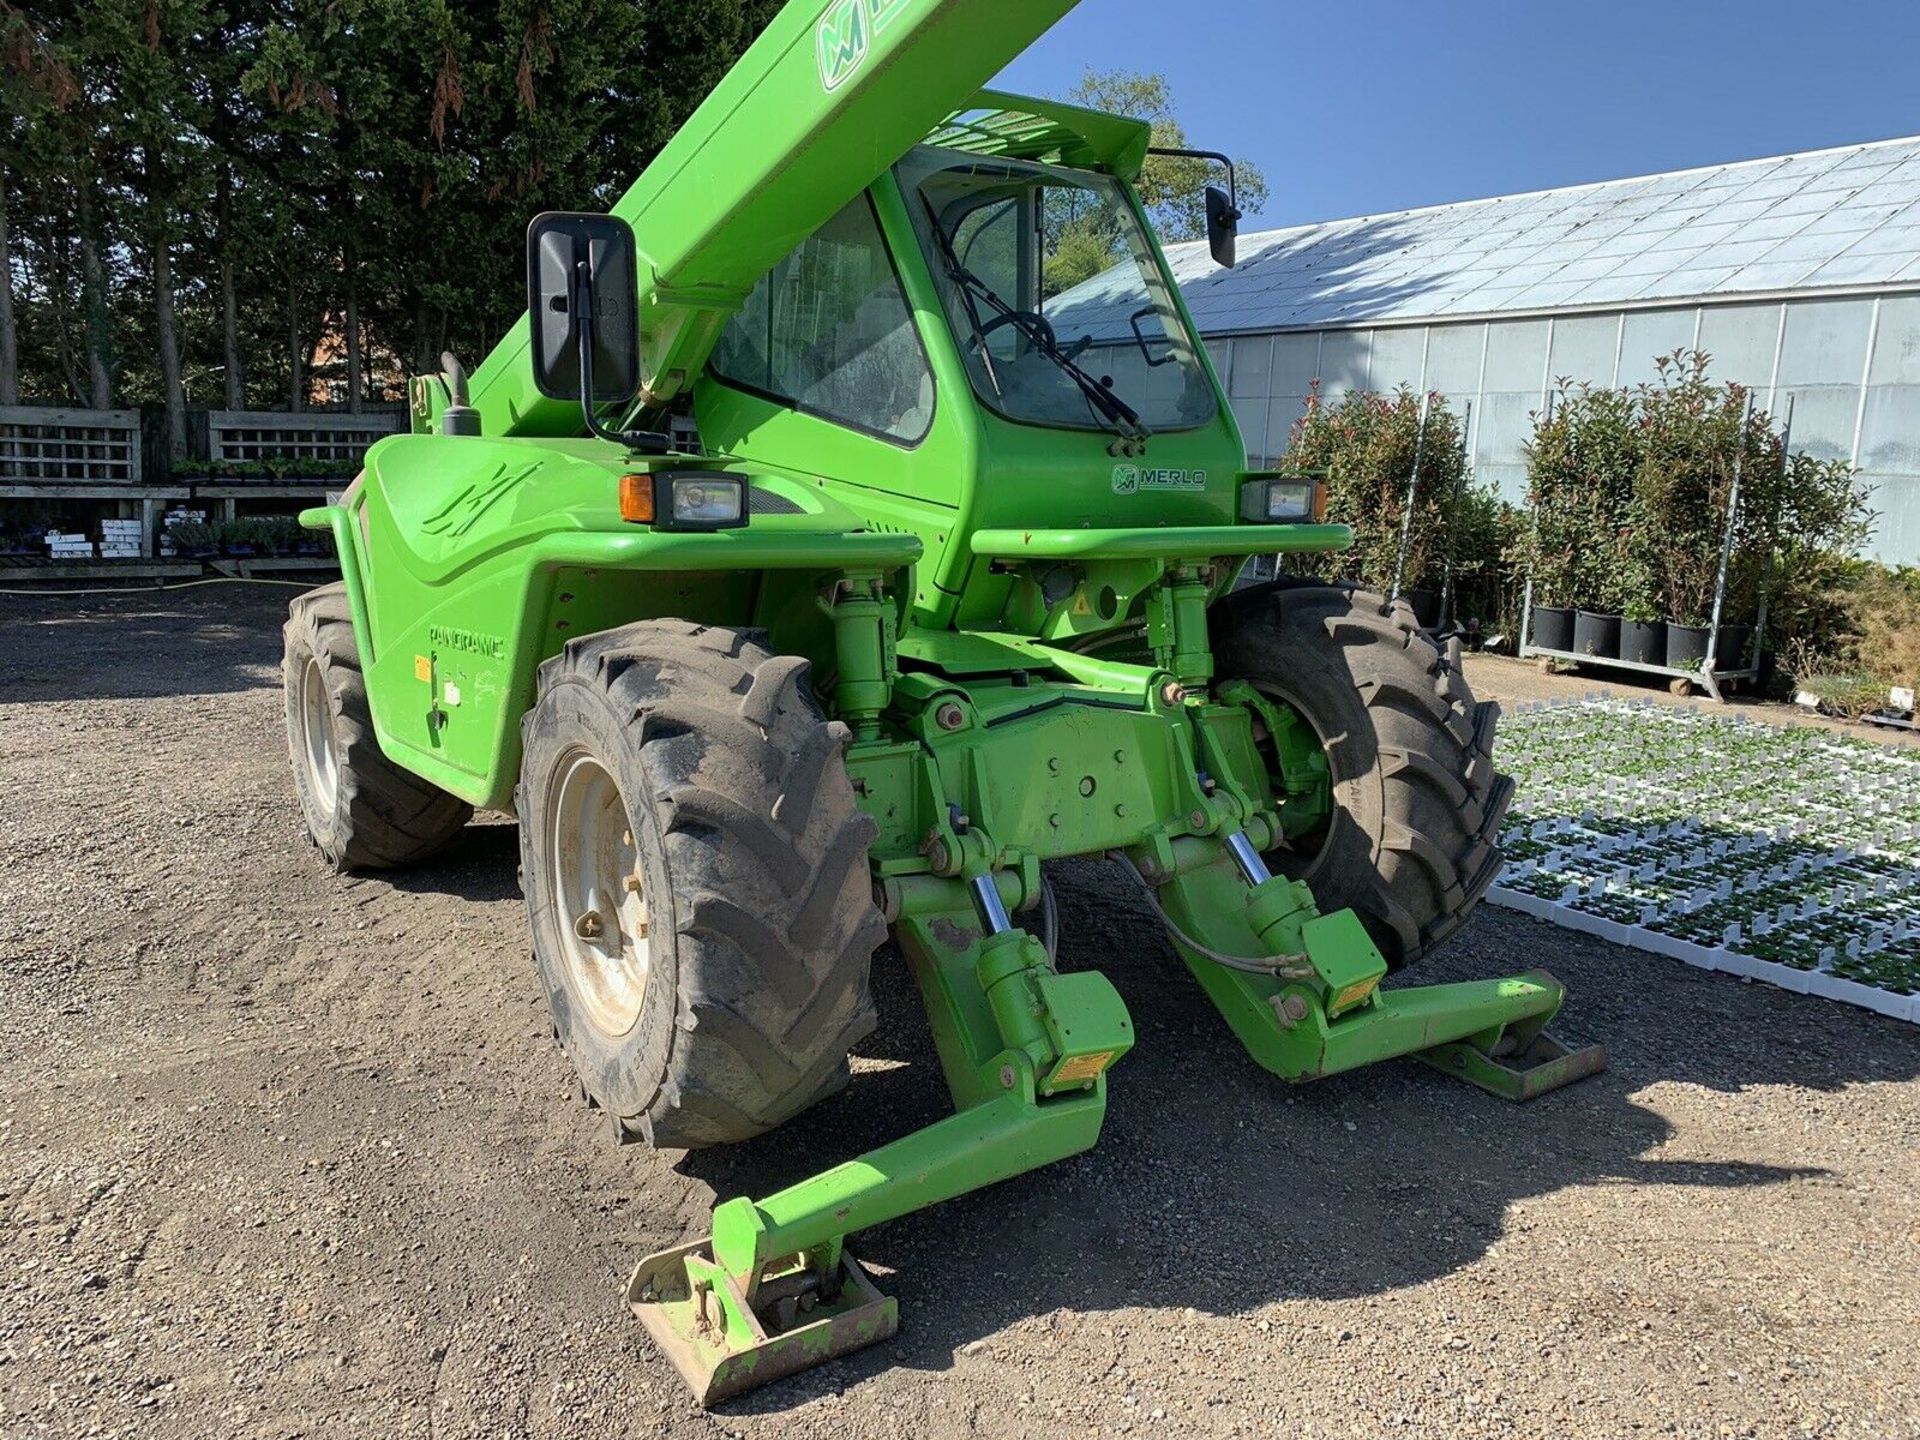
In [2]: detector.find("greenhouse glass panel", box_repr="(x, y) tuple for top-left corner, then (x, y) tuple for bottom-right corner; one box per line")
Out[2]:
(1231, 396), (1269, 461)
(1777, 298), (1873, 386)
(1366, 326), (1427, 393)
(1856, 386), (1920, 474)
(1229, 335), (1273, 398)
(1547, 315), (1620, 385)
(1316, 331), (1372, 398)
(1695, 303), (1783, 389)
(1866, 297), (1920, 386)
(1268, 396), (1312, 459)
(1475, 391), (1538, 502)
(1271, 334), (1322, 396)
(1204, 339), (1232, 388)
(1481, 319), (1550, 392)
(1618, 310), (1698, 385)
(1423, 323), (1486, 395)
(1774, 386), (1860, 462)
(1868, 483), (1918, 566)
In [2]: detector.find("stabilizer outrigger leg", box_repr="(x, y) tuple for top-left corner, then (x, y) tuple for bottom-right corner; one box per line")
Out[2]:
(631, 832), (1604, 1404)
(1141, 831), (1607, 1100)
(629, 870), (1131, 1404)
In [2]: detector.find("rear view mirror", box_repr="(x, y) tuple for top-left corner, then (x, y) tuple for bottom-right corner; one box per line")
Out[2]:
(526, 212), (640, 404)
(1205, 185), (1241, 270)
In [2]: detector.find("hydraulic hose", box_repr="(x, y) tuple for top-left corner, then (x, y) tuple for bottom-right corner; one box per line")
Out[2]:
(1106, 852), (1314, 979)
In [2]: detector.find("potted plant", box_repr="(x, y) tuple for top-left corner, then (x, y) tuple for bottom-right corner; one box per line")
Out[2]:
(1619, 599), (1664, 666)
(1573, 608), (1620, 659)
(1525, 381), (1640, 655)
(218, 518), (258, 556)
(168, 521), (216, 558)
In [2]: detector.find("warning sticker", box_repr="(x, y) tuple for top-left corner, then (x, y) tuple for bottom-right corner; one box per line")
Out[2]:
(1053, 1051), (1115, 1085)
(1332, 978), (1379, 1013)
(413, 654), (432, 683)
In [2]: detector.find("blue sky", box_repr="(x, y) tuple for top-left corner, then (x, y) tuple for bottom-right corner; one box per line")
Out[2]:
(994, 0), (1920, 232)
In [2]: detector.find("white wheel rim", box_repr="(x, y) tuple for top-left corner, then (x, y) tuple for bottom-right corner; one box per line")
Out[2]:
(300, 656), (340, 819)
(546, 749), (650, 1037)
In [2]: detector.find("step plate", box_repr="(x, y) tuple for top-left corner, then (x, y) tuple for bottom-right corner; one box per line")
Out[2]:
(627, 1238), (898, 1406)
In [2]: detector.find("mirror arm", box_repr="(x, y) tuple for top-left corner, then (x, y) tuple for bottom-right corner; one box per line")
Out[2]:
(573, 259), (672, 455)
(1145, 146), (1238, 211)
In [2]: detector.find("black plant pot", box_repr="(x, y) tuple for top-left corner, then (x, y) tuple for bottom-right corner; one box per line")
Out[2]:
(1530, 605), (1574, 652)
(1574, 610), (1621, 659)
(1401, 586), (1441, 630)
(1665, 623), (1710, 670)
(1620, 619), (1665, 666)
(1714, 624), (1753, 669)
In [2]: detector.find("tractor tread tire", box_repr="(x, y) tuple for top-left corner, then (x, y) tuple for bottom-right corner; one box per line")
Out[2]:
(519, 620), (884, 1151)
(1212, 582), (1509, 969)
(283, 583), (472, 871)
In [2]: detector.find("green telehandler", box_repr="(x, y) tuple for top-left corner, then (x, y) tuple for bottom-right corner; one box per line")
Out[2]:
(282, 0), (1604, 1404)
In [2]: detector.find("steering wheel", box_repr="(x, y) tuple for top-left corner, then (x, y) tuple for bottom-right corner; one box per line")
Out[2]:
(976, 310), (1056, 350)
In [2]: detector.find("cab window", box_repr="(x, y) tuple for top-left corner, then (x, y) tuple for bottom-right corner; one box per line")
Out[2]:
(711, 196), (934, 445)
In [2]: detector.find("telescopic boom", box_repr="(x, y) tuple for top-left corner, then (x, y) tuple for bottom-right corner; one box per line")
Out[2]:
(464, 0), (1080, 439)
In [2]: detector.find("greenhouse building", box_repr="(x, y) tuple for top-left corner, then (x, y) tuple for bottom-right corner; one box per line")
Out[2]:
(1165, 135), (1920, 564)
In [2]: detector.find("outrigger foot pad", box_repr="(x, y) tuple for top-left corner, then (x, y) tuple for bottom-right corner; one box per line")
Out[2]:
(1418, 1027), (1609, 1101)
(1412, 971), (1608, 1101)
(626, 1237), (898, 1406)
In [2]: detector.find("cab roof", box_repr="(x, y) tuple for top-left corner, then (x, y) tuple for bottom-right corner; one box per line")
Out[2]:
(924, 89), (1152, 179)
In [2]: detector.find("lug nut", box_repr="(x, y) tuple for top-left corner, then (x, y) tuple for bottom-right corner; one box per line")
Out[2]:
(935, 702), (966, 731)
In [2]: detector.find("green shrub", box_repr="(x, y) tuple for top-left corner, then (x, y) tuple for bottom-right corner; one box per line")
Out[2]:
(1448, 484), (1530, 638)
(1787, 564), (1920, 708)
(1283, 384), (1469, 594)
(204, 455), (364, 481)
(1523, 381), (1641, 612)
(1524, 349), (1874, 646)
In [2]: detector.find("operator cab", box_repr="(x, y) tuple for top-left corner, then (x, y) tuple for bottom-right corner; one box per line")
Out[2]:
(898, 146), (1217, 441)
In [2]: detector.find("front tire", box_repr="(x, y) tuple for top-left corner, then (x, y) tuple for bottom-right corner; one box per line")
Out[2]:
(1212, 583), (1512, 969)
(519, 621), (885, 1149)
(282, 584), (472, 871)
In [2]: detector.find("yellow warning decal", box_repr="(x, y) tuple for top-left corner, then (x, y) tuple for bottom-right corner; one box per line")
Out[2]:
(1333, 978), (1378, 1012)
(1053, 1050), (1115, 1085)
(413, 654), (432, 683)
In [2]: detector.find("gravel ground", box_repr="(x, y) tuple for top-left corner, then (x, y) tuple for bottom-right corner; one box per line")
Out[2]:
(2, 584), (1917, 1440)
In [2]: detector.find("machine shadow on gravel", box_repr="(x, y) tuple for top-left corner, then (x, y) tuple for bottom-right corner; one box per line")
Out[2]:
(381, 819), (524, 904)
(686, 856), (1916, 1412)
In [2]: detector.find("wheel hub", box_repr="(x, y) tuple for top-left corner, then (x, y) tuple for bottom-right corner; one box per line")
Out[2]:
(299, 656), (340, 819)
(546, 750), (651, 1036)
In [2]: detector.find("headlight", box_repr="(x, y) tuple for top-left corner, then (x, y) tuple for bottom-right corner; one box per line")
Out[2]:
(618, 471), (748, 530)
(1239, 476), (1320, 523)
(670, 477), (744, 527)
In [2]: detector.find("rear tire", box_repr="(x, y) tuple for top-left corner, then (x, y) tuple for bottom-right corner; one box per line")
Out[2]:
(519, 620), (885, 1149)
(1211, 583), (1512, 969)
(283, 584), (472, 871)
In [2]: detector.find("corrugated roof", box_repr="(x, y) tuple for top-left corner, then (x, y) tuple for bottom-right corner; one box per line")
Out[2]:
(1160, 134), (1920, 335)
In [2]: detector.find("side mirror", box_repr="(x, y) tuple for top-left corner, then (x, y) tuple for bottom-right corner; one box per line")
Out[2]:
(526, 211), (640, 404)
(1205, 185), (1241, 270)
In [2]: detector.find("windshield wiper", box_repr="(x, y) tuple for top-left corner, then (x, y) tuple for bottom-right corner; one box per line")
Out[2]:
(922, 201), (1151, 447)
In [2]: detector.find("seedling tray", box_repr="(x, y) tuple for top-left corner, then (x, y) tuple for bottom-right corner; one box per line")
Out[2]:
(1489, 698), (1920, 1023)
